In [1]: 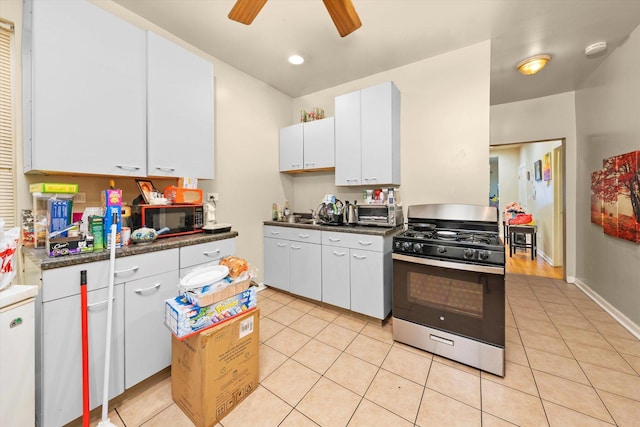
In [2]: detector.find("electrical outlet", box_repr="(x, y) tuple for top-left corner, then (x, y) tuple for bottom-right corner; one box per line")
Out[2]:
(73, 192), (87, 203)
(207, 193), (219, 202)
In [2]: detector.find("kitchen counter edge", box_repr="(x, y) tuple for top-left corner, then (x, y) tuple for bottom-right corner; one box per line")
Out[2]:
(22, 231), (239, 270)
(263, 221), (404, 237)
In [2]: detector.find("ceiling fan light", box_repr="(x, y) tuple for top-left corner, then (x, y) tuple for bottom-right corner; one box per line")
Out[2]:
(516, 54), (551, 75)
(288, 55), (304, 65)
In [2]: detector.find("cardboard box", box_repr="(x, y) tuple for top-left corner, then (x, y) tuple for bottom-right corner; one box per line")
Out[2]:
(172, 309), (260, 427)
(165, 287), (257, 339)
(29, 182), (78, 193)
(47, 236), (93, 257)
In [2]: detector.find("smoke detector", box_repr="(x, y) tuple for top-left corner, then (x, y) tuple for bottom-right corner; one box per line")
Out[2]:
(585, 42), (607, 57)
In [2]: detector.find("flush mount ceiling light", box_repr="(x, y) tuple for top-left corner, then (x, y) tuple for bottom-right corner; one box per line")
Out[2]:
(288, 54), (304, 65)
(516, 54), (551, 75)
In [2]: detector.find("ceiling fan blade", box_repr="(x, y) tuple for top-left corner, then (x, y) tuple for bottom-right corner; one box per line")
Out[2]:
(322, 0), (362, 37)
(228, 0), (268, 25)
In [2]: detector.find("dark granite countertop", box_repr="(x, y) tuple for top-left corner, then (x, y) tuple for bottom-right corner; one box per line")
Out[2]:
(263, 221), (404, 237)
(22, 231), (239, 270)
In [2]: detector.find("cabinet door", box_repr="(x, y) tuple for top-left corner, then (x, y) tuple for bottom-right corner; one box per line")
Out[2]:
(124, 270), (179, 388)
(361, 81), (401, 186)
(28, 0), (146, 176)
(40, 285), (124, 427)
(321, 245), (350, 309)
(147, 32), (214, 179)
(334, 90), (362, 185)
(290, 242), (321, 300)
(264, 237), (290, 291)
(303, 117), (334, 170)
(280, 123), (304, 171)
(0, 299), (35, 427)
(350, 249), (388, 319)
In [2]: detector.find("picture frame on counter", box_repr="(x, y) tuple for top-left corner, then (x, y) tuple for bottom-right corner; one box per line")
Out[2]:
(136, 179), (157, 204)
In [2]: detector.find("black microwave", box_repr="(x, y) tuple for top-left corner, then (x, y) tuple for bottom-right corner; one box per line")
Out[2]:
(131, 204), (204, 238)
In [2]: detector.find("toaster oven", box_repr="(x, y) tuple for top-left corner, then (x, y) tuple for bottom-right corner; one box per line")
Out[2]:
(357, 204), (404, 227)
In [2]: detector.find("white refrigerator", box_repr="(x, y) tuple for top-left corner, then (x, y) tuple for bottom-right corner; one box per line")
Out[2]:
(0, 285), (38, 426)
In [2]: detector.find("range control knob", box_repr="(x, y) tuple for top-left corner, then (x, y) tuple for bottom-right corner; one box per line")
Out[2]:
(413, 243), (423, 253)
(437, 246), (446, 254)
(478, 250), (490, 260)
(394, 241), (402, 250)
(402, 241), (413, 252)
(463, 248), (476, 259)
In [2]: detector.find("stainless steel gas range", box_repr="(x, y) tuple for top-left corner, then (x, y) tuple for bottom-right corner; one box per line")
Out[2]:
(392, 203), (505, 376)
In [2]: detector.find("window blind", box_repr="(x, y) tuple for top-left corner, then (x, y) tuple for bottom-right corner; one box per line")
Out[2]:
(0, 22), (15, 228)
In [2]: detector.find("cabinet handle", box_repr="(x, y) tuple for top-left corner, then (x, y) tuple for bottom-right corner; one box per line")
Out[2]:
(358, 241), (373, 246)
(291, 245), (301, 250)
(363, 177), (377, 182)
(291, 164), (301, 168)
(328, 237), (341, 242)
(346, 178), (359, 183)
(134, 282), (161, 294)
(203, 249), (221, 257)
(333, 251), (347, 256)
(353, 254), (367, 260)
(277, 243), (287, 247)
(115, 266), (139, 276)
(115, 164), (141, 171)
(298, 234), (309, 239)
(154, 166), (176, 172)
(87, 297), (115, 310)
(270, 231), (280, 235)
(305, 162), (315, 167)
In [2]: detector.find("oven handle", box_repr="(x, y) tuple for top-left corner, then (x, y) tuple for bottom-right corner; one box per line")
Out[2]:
(392, 253), (504, 275)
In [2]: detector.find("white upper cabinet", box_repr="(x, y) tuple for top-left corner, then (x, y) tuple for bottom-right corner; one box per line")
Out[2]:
(279, 117), (334, 172)
(335, 81), (401, 186)
(25, 0), (147, 176)
(24, 1), (215, 179)
(279, 123), (304, 172)
(147, 32), (214, 179)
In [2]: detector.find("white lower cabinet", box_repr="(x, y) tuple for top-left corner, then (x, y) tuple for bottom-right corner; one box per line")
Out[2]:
(265, 226), (393, 319)
(350, 249), (390, 319)
(263, 237), (290, 292)
(40, 284), (125, 427)
(263, 226), (321, 298)
(123, 270), (178, 388)
(290, 241), (322, 300)
(321, 245), (350, 309)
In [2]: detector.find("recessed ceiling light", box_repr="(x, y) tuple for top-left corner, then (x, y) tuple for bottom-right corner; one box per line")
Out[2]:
(516, 54), (551, 75)
(288, 54), (304, 65)
(585, 42), (607, 57)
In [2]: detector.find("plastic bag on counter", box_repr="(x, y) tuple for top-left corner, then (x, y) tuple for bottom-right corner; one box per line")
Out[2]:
(0, 218), (20, 291)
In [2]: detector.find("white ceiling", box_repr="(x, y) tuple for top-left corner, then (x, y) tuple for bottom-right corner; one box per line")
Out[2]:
(111, 0), (640, 105)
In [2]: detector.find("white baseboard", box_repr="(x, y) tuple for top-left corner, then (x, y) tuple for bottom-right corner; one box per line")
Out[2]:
(254, 282), (268, 292)
(566, 276), (576, 284)
(574, 278), (640, 340)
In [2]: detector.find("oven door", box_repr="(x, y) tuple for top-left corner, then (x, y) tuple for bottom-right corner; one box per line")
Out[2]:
(392, 253), (505, 347)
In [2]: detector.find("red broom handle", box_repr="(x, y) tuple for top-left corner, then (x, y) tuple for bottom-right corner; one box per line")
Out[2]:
(80, 270), (90, 427)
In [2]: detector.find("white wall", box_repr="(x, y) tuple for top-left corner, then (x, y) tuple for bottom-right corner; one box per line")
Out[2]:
(491, 92), (577, 279)
(289, 41), (491, 215)
(519, 140), (561, 263)
(490, 146), (520, 231)
(575, 25), (640, 327)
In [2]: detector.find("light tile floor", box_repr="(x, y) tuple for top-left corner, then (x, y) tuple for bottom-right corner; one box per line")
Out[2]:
(97, 274), (640, 426)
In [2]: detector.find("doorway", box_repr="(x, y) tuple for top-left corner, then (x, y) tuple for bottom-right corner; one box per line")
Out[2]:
(490, 140), (565, 279)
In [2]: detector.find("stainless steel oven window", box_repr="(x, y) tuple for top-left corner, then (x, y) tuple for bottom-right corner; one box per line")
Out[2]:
(407, 272), (483, 318)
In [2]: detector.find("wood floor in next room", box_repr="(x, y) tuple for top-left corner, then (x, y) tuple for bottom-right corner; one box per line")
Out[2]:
(84, 274), (640, 427)
(505, 242), (564, 279)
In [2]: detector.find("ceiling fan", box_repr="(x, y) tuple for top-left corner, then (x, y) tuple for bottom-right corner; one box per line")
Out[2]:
(228, 0), (362, 37)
